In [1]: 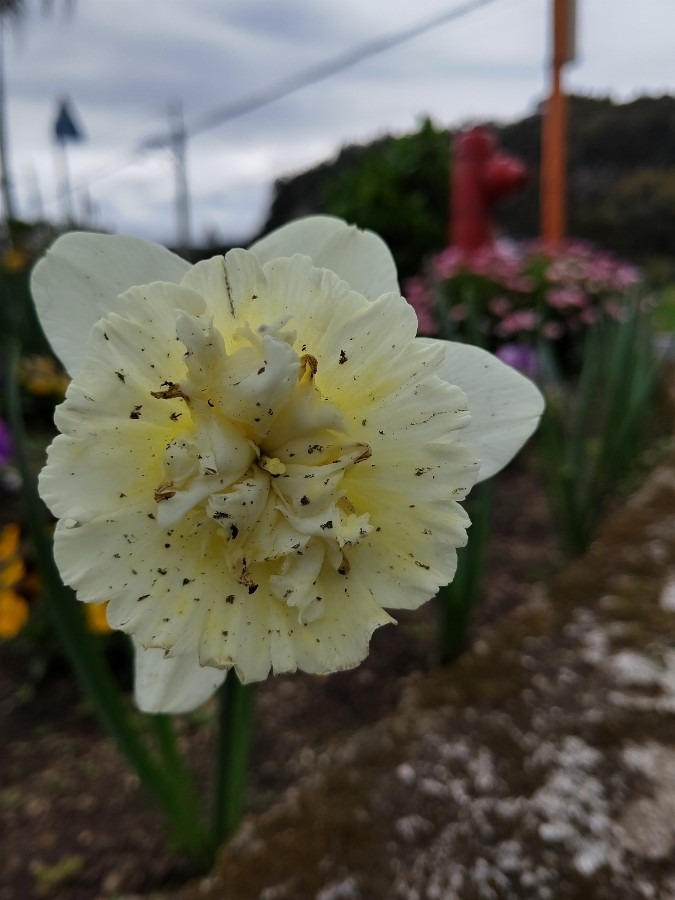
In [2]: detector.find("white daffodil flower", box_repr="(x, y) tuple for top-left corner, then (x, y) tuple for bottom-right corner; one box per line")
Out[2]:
(32, 215), (543, 714)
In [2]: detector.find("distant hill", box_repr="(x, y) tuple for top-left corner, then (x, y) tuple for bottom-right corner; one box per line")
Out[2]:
(256, 95), (675, 282)
(498, 94), (675, 280)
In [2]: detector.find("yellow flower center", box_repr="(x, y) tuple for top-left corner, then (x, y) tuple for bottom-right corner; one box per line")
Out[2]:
(150, 314), (372, 624)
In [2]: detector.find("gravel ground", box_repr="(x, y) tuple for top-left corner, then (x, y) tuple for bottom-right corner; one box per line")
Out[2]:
(182, 458), (675, 900)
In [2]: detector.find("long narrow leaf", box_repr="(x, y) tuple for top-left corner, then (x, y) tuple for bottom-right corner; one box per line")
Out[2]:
(5, 342), (213, 865)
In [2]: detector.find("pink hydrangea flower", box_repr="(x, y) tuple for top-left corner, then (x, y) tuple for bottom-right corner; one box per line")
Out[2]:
(403, 276), (438, 336)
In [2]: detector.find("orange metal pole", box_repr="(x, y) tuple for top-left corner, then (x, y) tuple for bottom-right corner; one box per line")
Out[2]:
(541, 0), (570, 245)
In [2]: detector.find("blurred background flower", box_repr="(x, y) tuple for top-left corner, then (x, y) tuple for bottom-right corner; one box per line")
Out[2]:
(0, 417), (12, 468)
(405, 239), (642, 375)
(0, 523), (28, 639)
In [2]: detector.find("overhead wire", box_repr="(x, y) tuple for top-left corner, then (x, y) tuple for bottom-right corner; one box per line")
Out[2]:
(150, 0), (499, 145)
(56, 0), (501, 203)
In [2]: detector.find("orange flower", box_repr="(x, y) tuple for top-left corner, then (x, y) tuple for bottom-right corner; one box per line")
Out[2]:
(0, 524), (28, 638)
(2, 247), (28, 273)
(0, 523), (24, 580)
(19, 355), (70, 397)
(0, 589), (29, 638)
(84, 601), (113, 635)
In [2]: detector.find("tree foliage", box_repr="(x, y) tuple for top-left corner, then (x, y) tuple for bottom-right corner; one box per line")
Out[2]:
(259, 95), (675, 283)
(322, 119), (449, 280)
(260, 118), (449, 280)
(493, 94), (675, 280)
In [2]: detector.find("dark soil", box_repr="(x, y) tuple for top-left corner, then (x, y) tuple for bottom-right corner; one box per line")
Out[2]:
(0, 459), (558, 900)
(186, 451), (675, 900)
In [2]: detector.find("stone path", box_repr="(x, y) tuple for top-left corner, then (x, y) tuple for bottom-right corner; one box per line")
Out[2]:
(182, 461), (675, 900)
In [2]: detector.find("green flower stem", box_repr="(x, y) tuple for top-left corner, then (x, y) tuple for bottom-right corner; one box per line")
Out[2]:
(147, 714), (209, 850)
(463, 281), (487, 349)
(537, 399), (584, 557)
(213, 670), (254, 845)
(538, 306), (664, 558)
(6, 343), (213, 866)
(438, 479), (492, 664)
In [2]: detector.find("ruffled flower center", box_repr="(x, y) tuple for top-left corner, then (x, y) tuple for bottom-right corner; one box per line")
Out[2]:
(150, 312), (372, 624)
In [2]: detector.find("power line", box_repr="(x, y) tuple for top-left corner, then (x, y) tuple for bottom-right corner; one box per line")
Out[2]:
(145, 0), (499, 147)
(47, 145), (168, 205)
(61, 0), (500, 201)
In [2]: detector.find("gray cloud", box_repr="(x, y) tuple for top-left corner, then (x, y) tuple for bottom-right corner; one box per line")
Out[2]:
(3, 0), (674, 246)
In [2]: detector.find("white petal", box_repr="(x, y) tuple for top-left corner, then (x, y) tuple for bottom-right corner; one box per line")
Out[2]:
(31, 232), (190, 376)
(37, 223), (543, 699)
(285, 564), (395, 675)
(419, 339), (545, 481)
(344, 362), (478, 605)
(249, 215), (399, 299)
(133, 643), (225, 713)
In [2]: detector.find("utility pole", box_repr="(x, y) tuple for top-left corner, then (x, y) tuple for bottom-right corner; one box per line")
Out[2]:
(53, 97), (85, 225)
(55, 135), (74, 222)
(0, 14), (16, 229)
(26, 161), (45, 220)
(169, 100), (191, 256)
(540, 0), (576, 245)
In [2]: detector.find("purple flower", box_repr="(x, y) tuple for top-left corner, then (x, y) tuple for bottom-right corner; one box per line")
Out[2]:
(496, 343), (539, 380)
(0, 419), (12, 468)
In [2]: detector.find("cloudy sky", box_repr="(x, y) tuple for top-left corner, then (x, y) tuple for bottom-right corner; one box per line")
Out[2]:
(4, 0), (674, 247)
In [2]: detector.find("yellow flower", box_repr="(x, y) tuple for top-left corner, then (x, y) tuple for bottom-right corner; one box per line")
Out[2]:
(2, 247), (27, 273)
(84, 601), (113, 635)
(0, 590), (29, 638)
(19, 355), (70, 397)
(0, 523), (28, 638)
(33, 217), (543, 712)
(0, 523), (24, 583)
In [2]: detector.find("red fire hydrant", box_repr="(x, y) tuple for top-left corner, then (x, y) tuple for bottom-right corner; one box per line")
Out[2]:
(450, 126), (527, 254)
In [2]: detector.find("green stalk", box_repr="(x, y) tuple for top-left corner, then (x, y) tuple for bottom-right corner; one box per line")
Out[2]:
(438, 480), (492, 663)
(536, 338), (582, 554)
(6, 343), (213, 866)
(147, 714), (210, 857)
(537, 398), (584, 557)
(463, 281), (487, 349)
(213, 671), (254, 845)
(538, 302), (664, 559)
(433, 279), (457, 342)
(567, 326), (603, 549)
